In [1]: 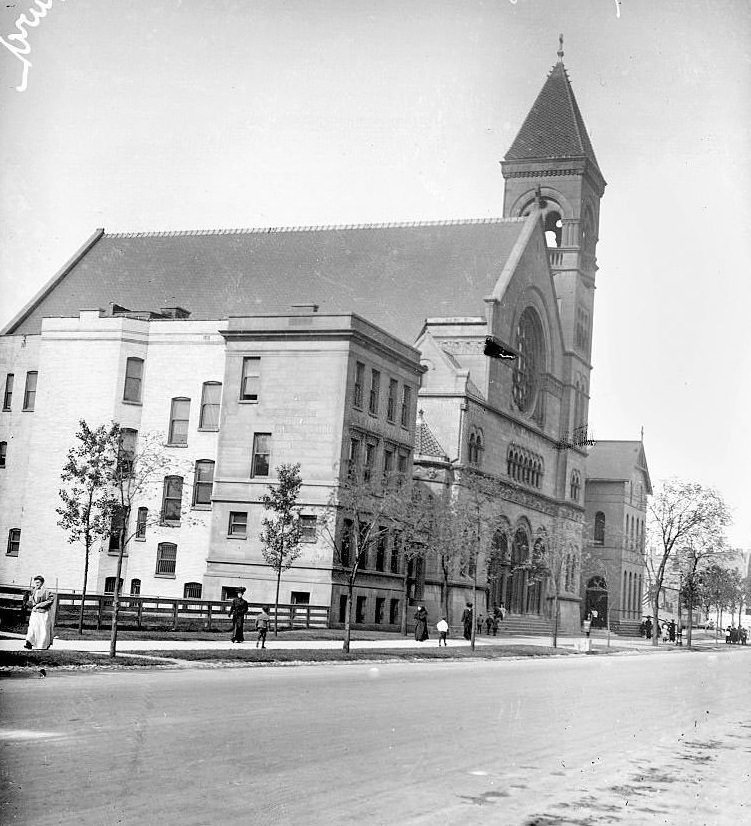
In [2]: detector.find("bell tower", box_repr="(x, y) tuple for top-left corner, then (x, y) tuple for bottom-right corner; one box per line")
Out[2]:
(501, 38), (605, 441)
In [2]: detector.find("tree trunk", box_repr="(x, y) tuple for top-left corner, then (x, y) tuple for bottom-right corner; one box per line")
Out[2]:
(400, 572), (409, 636)
(108, 544), (125, 658)
(274, 567), (282, 637)
(652, 595), (660, 647)
(343, 583), (353, 654)
(78, 542), (90, 635)
(686, 591), (693, 648)
(470, 568), (477, 652)
(552, 589), (559, 649)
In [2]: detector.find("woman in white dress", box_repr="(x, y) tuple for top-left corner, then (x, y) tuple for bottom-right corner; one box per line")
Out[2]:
(24, 576), (56, 650)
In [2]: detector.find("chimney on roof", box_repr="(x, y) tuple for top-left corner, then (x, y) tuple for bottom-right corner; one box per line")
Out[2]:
(160, 307), (191, 319)
(290, 303), (319, 314)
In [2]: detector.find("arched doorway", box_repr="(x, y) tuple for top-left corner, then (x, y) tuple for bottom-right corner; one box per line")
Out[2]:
(488, 531), (509, 610)
(508, 529), (530, 614)
(585, 576), (608, 628)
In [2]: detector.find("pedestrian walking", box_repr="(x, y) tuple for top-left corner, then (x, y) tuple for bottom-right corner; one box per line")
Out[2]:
(436, 617), (449, 647)
(414, 605), (429, 641)
(23, 576), (55, 650)
(461, 602), (473, 641)
(228, 587), (249, 643)
(255, 605), (271, 648)
(485, 614), (493, 635)
(668, 620), (676, 643)
(644, 617), (653, 639)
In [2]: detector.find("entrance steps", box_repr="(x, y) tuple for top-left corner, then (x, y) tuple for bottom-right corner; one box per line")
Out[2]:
(490, 614), (555, 637)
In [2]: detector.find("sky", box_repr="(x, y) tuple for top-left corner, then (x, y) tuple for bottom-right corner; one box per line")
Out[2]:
(1, 0), (750, 544)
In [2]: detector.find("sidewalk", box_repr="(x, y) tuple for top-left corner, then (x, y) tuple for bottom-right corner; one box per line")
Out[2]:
(0, 629), (708, 655)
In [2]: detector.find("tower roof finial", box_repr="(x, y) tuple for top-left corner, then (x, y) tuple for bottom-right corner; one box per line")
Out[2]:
(557, 33), (564, 63)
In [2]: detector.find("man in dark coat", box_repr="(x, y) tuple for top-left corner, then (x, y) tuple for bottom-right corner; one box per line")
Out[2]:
(228, 587), (249, 643)
(461, 602), (473, 641)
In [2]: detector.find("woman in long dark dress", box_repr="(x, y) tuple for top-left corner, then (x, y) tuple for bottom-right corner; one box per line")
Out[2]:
(414, 606), (429, 641)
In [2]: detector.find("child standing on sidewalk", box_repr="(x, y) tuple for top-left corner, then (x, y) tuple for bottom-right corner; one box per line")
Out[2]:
(436, 617), (449, 647)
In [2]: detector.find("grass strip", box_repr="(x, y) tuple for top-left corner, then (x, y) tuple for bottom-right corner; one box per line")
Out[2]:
(0, 650), (169, 669)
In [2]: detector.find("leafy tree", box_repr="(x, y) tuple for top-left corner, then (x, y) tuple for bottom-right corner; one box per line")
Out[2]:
(57, 421), (120, 634)
(645, 479), (731, 647)
(260, 463), (304, 636)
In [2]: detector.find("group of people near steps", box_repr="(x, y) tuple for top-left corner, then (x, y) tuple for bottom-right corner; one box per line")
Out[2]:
(414, 602), (507, 645)
(227, 588), (270, 647)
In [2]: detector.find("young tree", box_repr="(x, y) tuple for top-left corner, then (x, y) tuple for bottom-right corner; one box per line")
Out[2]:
(106, 427), (196, 657)
(57, 421), (120, 634)
(645, 479), (731, 647)
(526, 516), (583, 648)
(259, 463), (304, 636)
(319, 468), (407, 653)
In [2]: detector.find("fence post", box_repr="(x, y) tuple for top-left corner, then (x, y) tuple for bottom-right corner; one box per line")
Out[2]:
(172, 600), (179, 631)
(96, 595), (103, 630)
(206, 601), (212, 631)
(306, 605), (311, 629)
(137, 598), (143, 630)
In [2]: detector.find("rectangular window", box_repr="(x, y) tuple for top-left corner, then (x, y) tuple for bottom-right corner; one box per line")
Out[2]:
(355, 595), (366, 624)
(108, 512), (124, 554)
(161, 476), (184, 523)
(348, 437), (361, 478)
(375, 532), (386, 572)
(183, 582), (202, 599)
(155, 543), (177, 577)
(397, 451), (409, 484)
(192, 460), (215, 506)
(2, 373), (13, 410)
(6, 528), (20, 557)
(300, 515), (317, 542)
(104, 577), (122, 593)
(369, 369), (380, 415)
(389, 598), (400, 625)
(363, 441), (376, 483)
(130, 578), (141, 595)
(291, 591), (310, 622)
(251, 433), (271, 477)
(339, 593), (348, 624)
(228, 511), (248, 537)
(168, 398), (190, 445)
(400, 385), (412, 428)
(123, 357), (143, 403)
(135, 507), (148, 540)
(387, 379), (397, 422)
(353, 361), (365, 409)
(23, 371), (37, 411)
(340, 519), (353, 567)
(119, 428), (138, 476)
(199, 382), (222, 430)
(383, 447), (394, 485)
(0, 441), (6, 468)
(390, 532), (401, 574)
(240, 357), (260, 402)
(375, 597), (385, 624)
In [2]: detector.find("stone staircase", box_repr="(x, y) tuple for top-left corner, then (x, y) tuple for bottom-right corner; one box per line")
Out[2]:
(489, 614), (555, 637)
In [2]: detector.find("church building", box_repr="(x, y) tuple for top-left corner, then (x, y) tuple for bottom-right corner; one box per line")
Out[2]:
(0, 49), (641, 633)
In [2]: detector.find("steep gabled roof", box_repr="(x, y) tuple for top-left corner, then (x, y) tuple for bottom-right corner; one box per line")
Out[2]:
(414, 412), (448, 459)
(505, 61), (601, 174)
(5, 219), (527, 342)
(586, 440), (652, 494)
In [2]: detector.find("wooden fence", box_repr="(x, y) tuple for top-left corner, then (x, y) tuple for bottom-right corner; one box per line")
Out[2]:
(0, 585), (329, 632)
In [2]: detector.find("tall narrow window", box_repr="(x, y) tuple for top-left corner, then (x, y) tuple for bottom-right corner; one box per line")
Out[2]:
(340, 519), (353, 567)
(569, 470), (581, 501)
(130, 578), (141, 595)
(168, 398), (190, 445)
(199, 381), (222, 429)
(400, 385), (412, 428)
(369, 369), (380, 415)
(383, 447), (394, 485)
(119, 428), (138, 476)
(594, 511), (605, 545)
(2, 373), (13, 410)
(348, 436), (361, 478)
(136, 507), (148, 540)
(23, 371), (37, 411)
(192, 460), (215, 506)
(6, 528), (20, 556)
(363, 441), (376, 483)
(240, 357), (260, 401)
(353, 362), (364, 409)
(251, 433), (270, 477)
(161, 476), (184, 523)
(104, 577), (123, 593)
(108, 512), (125, 553)
(387, 379), (398, 422)
(155, 542), (177, 576)
(123, 358), (143, 403)
(0, 441), (6, 469)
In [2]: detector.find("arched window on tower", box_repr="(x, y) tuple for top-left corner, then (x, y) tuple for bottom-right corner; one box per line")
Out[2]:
(544, 210), (563, 248)
(594, 511), (605, 546)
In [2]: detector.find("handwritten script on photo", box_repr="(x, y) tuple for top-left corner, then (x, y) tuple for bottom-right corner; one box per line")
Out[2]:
(1, 0), (66, 93)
